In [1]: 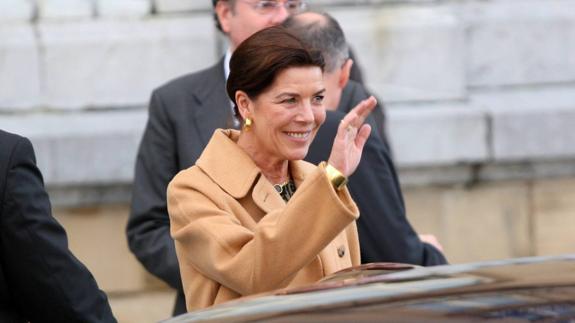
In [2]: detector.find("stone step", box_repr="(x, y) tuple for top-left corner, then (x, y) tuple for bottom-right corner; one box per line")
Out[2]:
(1, 100), (574, 192)
(154, 0), (210, 13)
(38, 0), (95, 20)
(461, 0), (575, 88)
(332, 5), (466, 103)
(0, 0), (35, 22)
(96, 0), (151, 18)
(387, 104), (487, 167)
(0, 110), (146, 186)
(0, 24), (40, 109)
(0, 16), (217, 110)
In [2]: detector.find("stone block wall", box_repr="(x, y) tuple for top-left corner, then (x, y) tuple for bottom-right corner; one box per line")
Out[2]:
(2, 0), (575, 189)
(407, 178), (575, 264)
(1, 0), (575, 320)
(332, 6), (467, 103)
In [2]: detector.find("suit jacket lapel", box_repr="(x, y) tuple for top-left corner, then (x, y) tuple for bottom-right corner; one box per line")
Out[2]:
(192, 58), (234, 146)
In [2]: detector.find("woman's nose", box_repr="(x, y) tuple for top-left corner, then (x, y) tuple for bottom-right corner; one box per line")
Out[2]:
(296, 103), (315, 123)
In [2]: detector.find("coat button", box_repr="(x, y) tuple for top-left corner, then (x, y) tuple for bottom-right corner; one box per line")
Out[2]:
(337, 245), (346, 258)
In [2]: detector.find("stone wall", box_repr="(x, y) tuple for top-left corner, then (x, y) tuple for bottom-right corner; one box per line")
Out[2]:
(2, 0), (575, 193)
(2, 0), (575, 321)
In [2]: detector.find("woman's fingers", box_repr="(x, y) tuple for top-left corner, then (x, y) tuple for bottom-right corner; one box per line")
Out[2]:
(352, 96), (377, 127)
(330, 97), (376, 177)
(355, 124), (372, 151)
(357, 96), (377, 115)
(340, 96), (377, 131)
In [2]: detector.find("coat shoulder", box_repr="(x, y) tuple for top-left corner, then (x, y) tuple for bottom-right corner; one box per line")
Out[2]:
(0, 129), (25, 153)
(168, 165), (216, 196)
(170, 165), (202, 188)
(0, 130), (23, 201)
(0, 130), (31, 168)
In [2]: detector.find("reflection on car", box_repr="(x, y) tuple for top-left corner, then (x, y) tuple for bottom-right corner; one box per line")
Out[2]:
(163, 254), (575, 322)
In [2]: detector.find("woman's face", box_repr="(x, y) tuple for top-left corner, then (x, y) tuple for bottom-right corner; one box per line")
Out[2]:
(241, 66), (326, 162)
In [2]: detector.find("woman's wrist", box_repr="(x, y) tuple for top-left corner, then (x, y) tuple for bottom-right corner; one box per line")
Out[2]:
(321, 162), (348, 191)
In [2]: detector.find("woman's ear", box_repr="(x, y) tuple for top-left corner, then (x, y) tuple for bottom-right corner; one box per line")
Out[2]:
(235, 90), (252, 120)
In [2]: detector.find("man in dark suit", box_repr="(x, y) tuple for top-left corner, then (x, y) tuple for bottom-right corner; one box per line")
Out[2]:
(0, 129), (116, 323)
(308, 112), (447, 265)
(127, 0), (446, 315)
(286, 11), (446, 264)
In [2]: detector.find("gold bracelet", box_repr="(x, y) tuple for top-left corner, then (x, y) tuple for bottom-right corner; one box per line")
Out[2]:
(321, 162), (348, 191)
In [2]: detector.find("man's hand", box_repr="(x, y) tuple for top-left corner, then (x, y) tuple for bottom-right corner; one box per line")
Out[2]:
(419, 234), (444, 252)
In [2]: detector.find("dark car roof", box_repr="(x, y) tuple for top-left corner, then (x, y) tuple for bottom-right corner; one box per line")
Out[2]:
(163, 254), (575, 322)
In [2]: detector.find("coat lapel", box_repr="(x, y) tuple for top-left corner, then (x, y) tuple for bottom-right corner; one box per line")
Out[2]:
(196, 130), (319, 216)
(251, 176), (285, 214)
(196, 130), (259, 198)
(191, 59), (235, 146)
(251, 160), (316, 214)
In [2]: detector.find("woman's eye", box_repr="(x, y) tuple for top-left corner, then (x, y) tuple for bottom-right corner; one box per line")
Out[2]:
(282, 97), (297, 104)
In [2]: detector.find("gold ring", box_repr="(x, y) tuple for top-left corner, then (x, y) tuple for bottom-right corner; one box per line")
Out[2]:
(346, 125), (356, 133)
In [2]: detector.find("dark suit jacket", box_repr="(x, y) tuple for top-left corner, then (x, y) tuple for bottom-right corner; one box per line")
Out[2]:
(307, 112), (447, 265)
(127, 59), (446, 315)
(0, 130), (116, 323)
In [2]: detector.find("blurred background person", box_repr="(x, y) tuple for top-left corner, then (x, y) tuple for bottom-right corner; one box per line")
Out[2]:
(0, 129), (116, 323)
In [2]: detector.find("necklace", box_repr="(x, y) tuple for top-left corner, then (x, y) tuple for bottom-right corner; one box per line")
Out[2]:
(273, 179), (296, 202)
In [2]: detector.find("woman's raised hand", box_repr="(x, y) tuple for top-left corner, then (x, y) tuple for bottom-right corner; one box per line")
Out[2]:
(327, 96), (377, 177)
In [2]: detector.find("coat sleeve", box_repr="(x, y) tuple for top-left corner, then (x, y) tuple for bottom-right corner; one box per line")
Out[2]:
(168, 166), (358, 296)
(126, 90), (182, 289)
(0, 137), (116, 323)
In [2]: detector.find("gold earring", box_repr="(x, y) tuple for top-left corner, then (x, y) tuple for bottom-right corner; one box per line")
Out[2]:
(243, 118), (253, 131)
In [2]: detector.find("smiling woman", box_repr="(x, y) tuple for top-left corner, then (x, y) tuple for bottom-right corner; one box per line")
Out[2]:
(167, 26), (377, 311)
(227, 26), (327, 178)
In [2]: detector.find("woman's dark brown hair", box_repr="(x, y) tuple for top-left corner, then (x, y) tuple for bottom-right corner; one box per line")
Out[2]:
(226, 26), (325, 120)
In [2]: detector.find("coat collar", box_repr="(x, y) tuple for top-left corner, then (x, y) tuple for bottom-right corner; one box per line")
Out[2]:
(196, 129), (315, 213)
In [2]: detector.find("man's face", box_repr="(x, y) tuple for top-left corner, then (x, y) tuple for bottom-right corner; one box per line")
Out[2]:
(217, 0), (305, 49)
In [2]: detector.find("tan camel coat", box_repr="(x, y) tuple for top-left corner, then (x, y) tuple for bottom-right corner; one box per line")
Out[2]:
(167, 129), (361, 311)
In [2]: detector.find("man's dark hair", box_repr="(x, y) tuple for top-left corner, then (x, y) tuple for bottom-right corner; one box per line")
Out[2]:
(212, 0), (235, 32)
(283, 12), (349, 73)
(226, 26), (325, 120)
